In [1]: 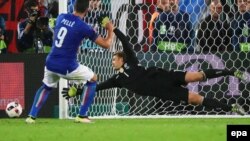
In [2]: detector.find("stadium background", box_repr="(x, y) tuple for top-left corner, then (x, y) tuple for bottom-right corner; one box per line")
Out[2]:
(0, 0), (250, 118)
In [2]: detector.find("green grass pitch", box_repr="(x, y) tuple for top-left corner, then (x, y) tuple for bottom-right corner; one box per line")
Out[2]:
(0, 118), (250, 141)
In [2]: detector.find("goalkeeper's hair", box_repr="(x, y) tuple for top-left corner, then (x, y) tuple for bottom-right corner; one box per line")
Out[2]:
(74, 0), (89, 13)
(113, 51), (127, 62)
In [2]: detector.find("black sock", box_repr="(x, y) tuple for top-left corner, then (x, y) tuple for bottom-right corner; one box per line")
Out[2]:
(28, 116), (36, 120)
(78, 115), (88, 118)
(202, 98), (232, 112)
(203, 69), (234, 79)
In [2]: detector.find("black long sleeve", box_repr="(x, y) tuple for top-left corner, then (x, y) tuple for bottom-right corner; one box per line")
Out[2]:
(96, 76), (119, 91)
(113, 28), (139, 65)
(95, 28), (149, 96)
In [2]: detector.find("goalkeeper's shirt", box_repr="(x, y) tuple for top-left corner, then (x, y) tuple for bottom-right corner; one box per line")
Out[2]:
(46, 13), (98, 75)
(96, 28), (187, 99)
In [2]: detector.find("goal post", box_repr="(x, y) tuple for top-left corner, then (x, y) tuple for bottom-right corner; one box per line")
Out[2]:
(59, 0), (250, 119)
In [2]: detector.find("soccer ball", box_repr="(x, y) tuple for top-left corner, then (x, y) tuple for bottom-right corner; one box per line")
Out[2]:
(5, 101), (23, 118)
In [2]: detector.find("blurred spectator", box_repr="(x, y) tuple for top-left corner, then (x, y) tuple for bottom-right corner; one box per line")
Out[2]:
(0, 16), (7, 54)
(48, 1), (59, 30)
(220, 0), (237, 21)
(68, 0), (76, 13)
(179, 0), (211, 28)
(18, 0), (49, 21)
(149, 0), (168, 45)
(248, 0), (250, 10)
(0, 15), (5, 31)
(231, 0), (250, 51)
(85, 0), (112, 24)
(197, 0), (233, 52)
(89, 0), (102, 10)
(81, 0), (112, 50)
(35, 17), (53, 53)
(153, 0), (194, 52)
(17, 0), (53, 53)
(38, 0), (49, 16)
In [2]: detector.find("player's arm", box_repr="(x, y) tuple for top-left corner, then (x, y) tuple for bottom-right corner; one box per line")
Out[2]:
(96, 76), (118, 91)
(113, 28), (139, 64)
(62, 76), (118, 99)
(17, 21), (33, 49)
(94, 21), (114, 49)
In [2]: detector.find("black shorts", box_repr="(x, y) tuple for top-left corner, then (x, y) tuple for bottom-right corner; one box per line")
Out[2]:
(163, 86), (189, 104)
(147, 68), (189, 103)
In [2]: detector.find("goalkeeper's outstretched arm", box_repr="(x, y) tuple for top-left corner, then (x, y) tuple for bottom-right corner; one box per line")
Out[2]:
(113, 28), (139, 65)
(62, 76), (118, 99)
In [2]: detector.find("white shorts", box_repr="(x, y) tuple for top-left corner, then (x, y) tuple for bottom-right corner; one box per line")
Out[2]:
(43, 64), (94, 88)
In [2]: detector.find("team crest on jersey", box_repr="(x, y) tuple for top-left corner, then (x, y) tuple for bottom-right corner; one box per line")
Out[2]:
(119, 68), (124, 73)
(124, 63), (130, 69)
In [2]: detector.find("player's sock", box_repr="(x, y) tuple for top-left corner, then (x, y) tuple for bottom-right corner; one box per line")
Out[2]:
(202, 98), (232, 112)
(202, 69), (234, 80)
(79, 82), (97, 116)
(28, 84), (52, 118)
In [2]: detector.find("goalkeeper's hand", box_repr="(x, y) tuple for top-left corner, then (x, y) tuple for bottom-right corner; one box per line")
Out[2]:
(62, 86), (83, 100)
(97, 14), (110, 28)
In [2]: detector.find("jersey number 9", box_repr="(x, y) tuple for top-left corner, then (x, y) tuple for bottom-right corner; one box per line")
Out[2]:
(55, 27), (67, 48)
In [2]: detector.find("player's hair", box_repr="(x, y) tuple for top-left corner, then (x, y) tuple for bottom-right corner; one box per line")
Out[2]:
(113, 51), (127, 62)
(74, 0), (89, 13)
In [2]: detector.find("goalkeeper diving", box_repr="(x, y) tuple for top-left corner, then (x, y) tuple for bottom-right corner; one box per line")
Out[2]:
(63, 24), (249, 117)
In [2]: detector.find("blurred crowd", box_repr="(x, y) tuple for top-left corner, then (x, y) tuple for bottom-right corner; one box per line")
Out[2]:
(16, 0), (58, 53)
(150, 0), (250, 52)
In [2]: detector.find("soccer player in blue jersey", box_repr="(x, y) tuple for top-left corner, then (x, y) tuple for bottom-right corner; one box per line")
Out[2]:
(25, 0), (114, 123)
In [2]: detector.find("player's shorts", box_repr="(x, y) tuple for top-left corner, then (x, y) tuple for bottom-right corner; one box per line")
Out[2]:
(148, 68), (189, 104)
(164, 86), (189, 104)
(43, 64), (94, 88)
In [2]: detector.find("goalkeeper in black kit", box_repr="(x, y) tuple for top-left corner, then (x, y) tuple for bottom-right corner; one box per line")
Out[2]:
(63, 27), (249, 116)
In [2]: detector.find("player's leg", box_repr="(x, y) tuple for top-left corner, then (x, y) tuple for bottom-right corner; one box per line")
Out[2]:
(185, 69), (249, 83)
(188, 91), (246, 115)
(26, 68), (59, 123)
(184, 72), (203, 82)
(76, 75), (97, 123)
(169, 71), (246, 115)
(66, 64), (97, 123)
(167, 87), (232, 112)
(26, 84), (53, 123)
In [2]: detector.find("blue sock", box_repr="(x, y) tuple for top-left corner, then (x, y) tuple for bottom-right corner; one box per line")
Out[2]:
(79, 82), (97, 116)
(28, 84), (52, 118)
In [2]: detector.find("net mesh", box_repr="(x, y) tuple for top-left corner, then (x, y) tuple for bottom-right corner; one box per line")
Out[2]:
(63, 0), (250, 118)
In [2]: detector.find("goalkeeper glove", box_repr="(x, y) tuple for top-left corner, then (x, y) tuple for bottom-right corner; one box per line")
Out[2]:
(97, 14), (110, 28)
(62, 86), (83, 100)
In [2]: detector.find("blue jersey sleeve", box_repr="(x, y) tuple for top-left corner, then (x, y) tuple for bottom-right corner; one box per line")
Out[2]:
(81, 22), (98, 42)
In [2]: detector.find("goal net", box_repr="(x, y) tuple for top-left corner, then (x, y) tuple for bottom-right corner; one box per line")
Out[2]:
(59, 0), (250, 119)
